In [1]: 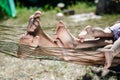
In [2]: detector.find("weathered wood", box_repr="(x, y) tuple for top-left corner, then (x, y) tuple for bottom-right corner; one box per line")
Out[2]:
(17, 11), (120, 68)
(18, 44), (120, 67)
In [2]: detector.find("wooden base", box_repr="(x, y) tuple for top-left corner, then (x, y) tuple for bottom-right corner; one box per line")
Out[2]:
(18, 45), (120, 67)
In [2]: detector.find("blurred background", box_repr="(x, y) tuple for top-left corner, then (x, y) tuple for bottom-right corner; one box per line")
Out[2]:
(0, 0), (120, 17)
(0, 0), (120, 80)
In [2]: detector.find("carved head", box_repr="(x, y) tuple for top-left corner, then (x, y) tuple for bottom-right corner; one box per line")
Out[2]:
(27, 11), (41, 37)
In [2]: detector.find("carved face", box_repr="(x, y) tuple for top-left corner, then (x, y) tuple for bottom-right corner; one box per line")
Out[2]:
(27, 16), (39, 33)
(27, 11), (41, 33)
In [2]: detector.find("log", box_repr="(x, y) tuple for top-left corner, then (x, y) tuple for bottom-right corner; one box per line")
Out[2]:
(18, 44), (120, 67)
